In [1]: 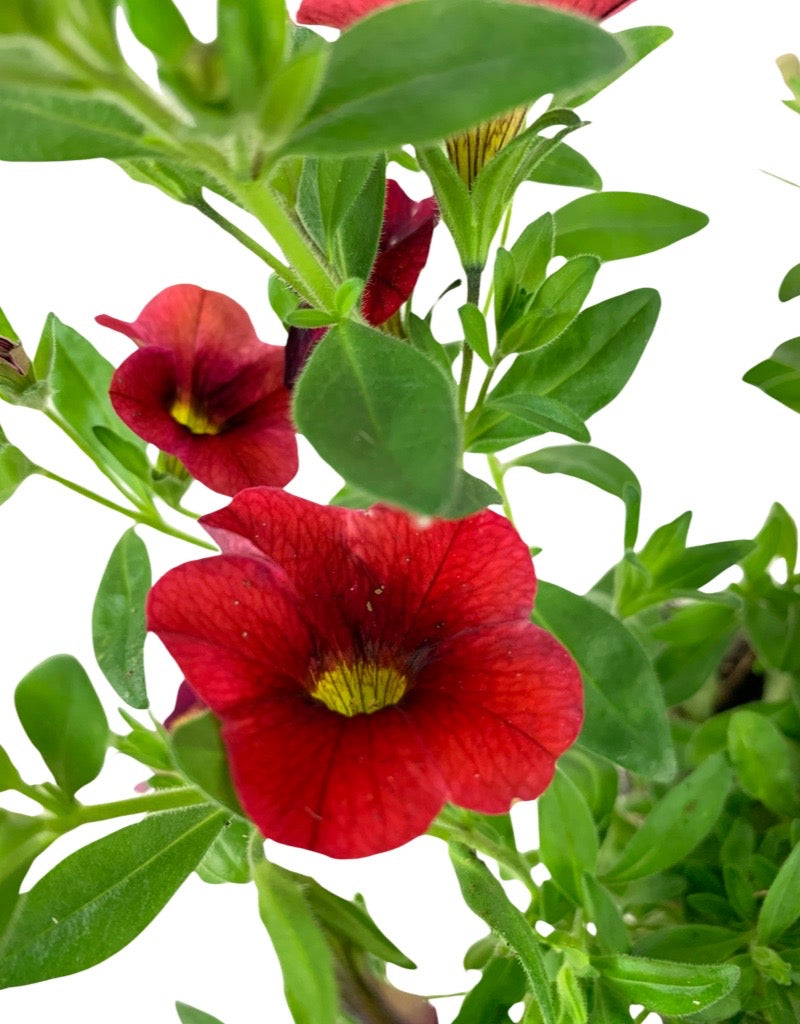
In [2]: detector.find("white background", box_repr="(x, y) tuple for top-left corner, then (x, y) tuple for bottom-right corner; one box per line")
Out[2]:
(1, 1), (800, 1021)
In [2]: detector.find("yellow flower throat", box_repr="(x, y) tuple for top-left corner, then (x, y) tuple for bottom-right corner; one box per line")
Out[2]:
(311, 661), (407, 717)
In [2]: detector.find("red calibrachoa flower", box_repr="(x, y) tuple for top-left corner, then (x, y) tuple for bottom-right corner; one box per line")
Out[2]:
(285, 179), (438, 386)
(98, 285), (298, 496)
(147, 489), (583, 859)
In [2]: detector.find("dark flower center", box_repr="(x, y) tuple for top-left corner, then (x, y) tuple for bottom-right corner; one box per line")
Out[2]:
(311, 661), (407, 717)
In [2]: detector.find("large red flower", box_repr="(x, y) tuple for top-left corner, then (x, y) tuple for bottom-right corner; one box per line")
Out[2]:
(285, 179), (438, 386)
(98, 285), (298, 496)
(297, 0), (635, 31)
(147, 489), (582, 858)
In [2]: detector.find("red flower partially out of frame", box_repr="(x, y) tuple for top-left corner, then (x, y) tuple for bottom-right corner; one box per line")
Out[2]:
(98, 285), (298, 496)
(148, 489), (583, 859)
(297, 0), (635, 32)
(285, 179), (438, 386)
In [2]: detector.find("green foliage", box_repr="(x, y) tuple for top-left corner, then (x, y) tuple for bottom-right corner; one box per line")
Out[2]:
(284, 0), (625, 155)
(250, 843), (338, 1024)
(0, 807), (224, 987)
(727, 711), (800, 817)
(538, 768), (598, 903)
(511, 445), (640, 549)
(595, 955), (739, 1016)
(92, 528), (151, 709)
(170, 711), (244, 816)
(528, 142), (602, 191)
(0, 426), (36, 506)
(176, 1002), (226, 1024)
(293, 320), (460, 515)
(450, 843), (555, 1024)
(779, 261), (800, 302)
(744, 336), (800, 414)
(14, 654), (108, 796)
(534, 581), (675, 780)
(553, 191), (708, 261)
(468, 290), (660, 452)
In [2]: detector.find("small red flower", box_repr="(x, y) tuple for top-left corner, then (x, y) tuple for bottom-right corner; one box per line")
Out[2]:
(147, 489), (582, 858)
(285, 180), (438, 386)
(297, 0), (634, 31)
(98, 285), (298, 496)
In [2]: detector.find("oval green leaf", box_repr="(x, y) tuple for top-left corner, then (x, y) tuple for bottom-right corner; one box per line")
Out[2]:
(92, 528), (151, 709)
(293, 320), (460, 515)
(14, 654), (108, 796)
(0, 806), (224, 988)
(744, 336), (800, 415)
(757, 840), (800, 944)
(553, 192), (708, 261)
(533, 581), (675, 780)
(727, 709), (800, 818)
(537, 767), (598, 903)
(595, 955), (739, 1017)
(170, 711), (244, 816)
(603, 753), (732, 883)
(175, 1002), (226, 1024)
(250, 843), (338, 1024)
(285, 0), (625, 155)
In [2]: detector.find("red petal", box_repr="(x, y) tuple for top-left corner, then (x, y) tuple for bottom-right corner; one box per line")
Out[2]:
(409, 622), (583, 812)
(223, 697), (447, 857)
(110, 347), (298, 495)
(351, 505), (537, 644)
(362, 181), (438, 326)
(97, 285), (266, 402)
(296, 0), (393, 28)
(147, 555), (312, 715)
(542, 0), (635, 17)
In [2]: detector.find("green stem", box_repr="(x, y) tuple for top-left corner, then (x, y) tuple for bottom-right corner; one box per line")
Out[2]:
(45, 410), (147, 511)
(487, 454), (515, 525)
(473, 364), (496, 413)
(429, 813), (537, 898)
(45, 787), (207, 835)
(459, 266), (483, 420)
(194, 197), (309, 297)
(38, 468), (215, 550)
(230, 181), (340, 308)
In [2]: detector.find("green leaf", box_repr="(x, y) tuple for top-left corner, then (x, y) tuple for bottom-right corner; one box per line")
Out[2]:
(528, 141), (602, 190)
(416, 145), (473, 266)
(533, 581), (675, 780)
(0, 82), (158, 161)
(334, 157), (386, 280)
(171, 711), (243, 816)
(632, 926), (746, 965)
(260, 40), (330, 145)
(406, 311), (458, 378)
(453, 955), (525, 1024)
(509, 212), (555, 296)
(741, 502), (797, 579)
(195, 818), (252, 885)
(486, 396), (590, 443)
(595, 955), (739, 1017)
(0, 747), (22, 793)
(176, 1002), (226, 1024)
(298, 879), (415, 969)
(779, 262), (800, 302)
(743, 581), (800, 675)
(511, 445), (640, 548)
(582, 875), (630, 955)
(727, 710), (800, 818)
(552, 25), (673, 108)
(0, 806), (224, 988)
(92, 528), (151, 709)
(744, 337), (800, 415)
(468, 290), (660, 452)
(449, 843), (555, 1024)
(218, 0), (288, 110)
(553, 192), (707, 261)
(499, 255), (600, 356)
(284, 0), (624, 155)
(558, 745), (618, 827)
(0, 812), (53, 939)
(250, 843), (337, 1024)
(34, 315), (150, 501)
(93, 425), (152, 481)
(0, 426), (36, 505)
(758, 841), (800, 944)
(459, 303), (492, 367)
(652, 601), (737, 706)
(293, 320), (460, 515)
(14, 654), (108, 796)
(538, 767), (598, 903)
(121, 0), (195, 65)
(439, 470), (501, 518)
(604, 754), (733, 883)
